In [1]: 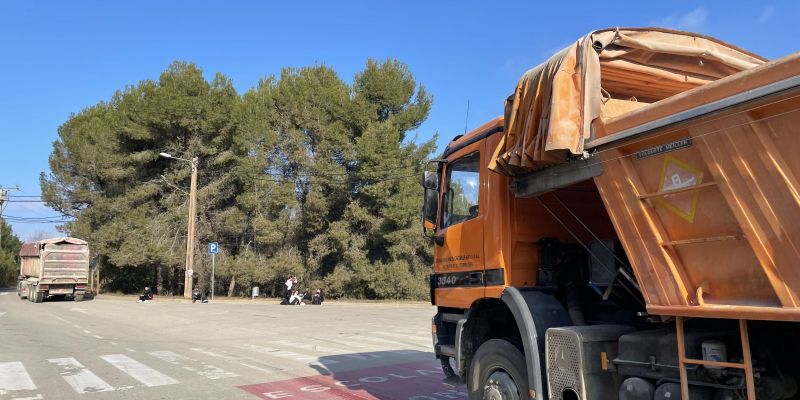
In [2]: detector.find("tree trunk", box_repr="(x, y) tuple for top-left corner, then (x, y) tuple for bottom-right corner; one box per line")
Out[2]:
(156, 265), (164, 295)
(227, 276), (235, 297)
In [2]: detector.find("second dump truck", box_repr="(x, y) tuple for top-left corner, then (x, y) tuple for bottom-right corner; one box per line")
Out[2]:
(423, 28), (800, 400)
(17, 237), (89, 303)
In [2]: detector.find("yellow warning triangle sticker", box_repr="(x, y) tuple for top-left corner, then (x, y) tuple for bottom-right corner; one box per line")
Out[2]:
(655, 155), (704, 223)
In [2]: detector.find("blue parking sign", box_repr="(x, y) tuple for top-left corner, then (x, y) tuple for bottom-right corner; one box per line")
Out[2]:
(208, 242), (219, 254)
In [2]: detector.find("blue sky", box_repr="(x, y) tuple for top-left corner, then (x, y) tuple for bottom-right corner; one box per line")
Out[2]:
(1, 1), (798, 240)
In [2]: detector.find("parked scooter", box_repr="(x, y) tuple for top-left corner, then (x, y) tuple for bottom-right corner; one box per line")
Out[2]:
(192, 287), (203, 303)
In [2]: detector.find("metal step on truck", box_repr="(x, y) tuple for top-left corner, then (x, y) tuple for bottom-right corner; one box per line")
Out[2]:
(422, 28), (800, 400)
(18, 237), (89, 303)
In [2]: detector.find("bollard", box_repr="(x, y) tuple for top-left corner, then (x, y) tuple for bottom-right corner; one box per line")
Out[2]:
(251, 286), (259, 300)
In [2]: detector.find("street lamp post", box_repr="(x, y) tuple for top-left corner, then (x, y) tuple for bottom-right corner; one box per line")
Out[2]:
(159, 152), (198, 299)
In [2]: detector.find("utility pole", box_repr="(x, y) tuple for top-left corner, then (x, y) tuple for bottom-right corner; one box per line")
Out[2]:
(0, 188), (6, 249)
(184, 156), (198, 299)
(158, 153), (199, 299)
(0, 186), (19, 248)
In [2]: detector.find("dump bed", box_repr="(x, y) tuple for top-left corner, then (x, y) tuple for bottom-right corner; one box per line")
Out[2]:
(590, 53), (800, 322)
(20, 237), (89, 283)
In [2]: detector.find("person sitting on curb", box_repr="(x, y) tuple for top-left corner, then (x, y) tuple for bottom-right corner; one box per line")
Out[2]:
(138, 286), (154, 303)
(311, 289), (324, 305)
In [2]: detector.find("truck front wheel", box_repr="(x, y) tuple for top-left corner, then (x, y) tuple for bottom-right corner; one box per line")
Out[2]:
(467, 339), (528, 400)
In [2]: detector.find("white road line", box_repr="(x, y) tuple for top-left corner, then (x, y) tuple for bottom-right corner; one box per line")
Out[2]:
(349, 334), (429, 349)
(372, 331), (431, 342)
(0, 312), (6, 318)
(237, 344), (339, 366)
(125, 348), (136, 353)
(12, 395), (44, 400)
(51, 315), (71, 324)
(0, 361), (36, 393)
(191, 347), (279, 374)
(147, 350), (238, 380)
(70, 308), (88, 314)
(48, 357), (114, 394)
(93, 335), (104, 340)
(83, 330), (92, 334)
(315, 337), (386, 351)
(269, 340), (380, 360)
(0, 292), (8, 296)
(100, 354), (178, 387)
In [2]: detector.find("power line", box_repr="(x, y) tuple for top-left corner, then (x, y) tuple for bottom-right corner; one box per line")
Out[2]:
(251, 161), (423, 177)
(248, 173), (418, 185)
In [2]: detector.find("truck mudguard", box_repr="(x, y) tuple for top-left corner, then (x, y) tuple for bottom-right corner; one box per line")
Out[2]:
(501, 287), (571, 400)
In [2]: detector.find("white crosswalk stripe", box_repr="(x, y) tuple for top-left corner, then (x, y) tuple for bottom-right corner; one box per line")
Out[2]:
(147, 350), (238, 380)
(100, 354), (179, 387)
(0, 361), (36, 394)
(48, 357), (114, 394)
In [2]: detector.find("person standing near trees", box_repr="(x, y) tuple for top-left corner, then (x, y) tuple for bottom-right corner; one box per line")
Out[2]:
(284, 275), (296, 304)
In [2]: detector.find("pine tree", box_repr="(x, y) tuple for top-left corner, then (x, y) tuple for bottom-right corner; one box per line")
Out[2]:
(41, 59), (436, 299)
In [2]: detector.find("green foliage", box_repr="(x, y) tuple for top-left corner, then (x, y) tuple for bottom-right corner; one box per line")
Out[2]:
(41, 59), (436, 299)
(0, 220), (23, 287)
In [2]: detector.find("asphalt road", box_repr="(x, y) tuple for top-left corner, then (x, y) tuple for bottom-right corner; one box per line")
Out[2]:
(0, 289), (462, 400)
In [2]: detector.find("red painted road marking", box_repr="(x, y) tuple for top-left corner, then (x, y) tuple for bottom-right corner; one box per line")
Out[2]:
(239, 360), (467, 400)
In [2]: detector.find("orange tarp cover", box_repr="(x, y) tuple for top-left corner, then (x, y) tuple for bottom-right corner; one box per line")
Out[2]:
(490, 28), (765, 175)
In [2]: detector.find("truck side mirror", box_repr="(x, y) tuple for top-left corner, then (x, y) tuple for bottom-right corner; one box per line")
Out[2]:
(422, 170), (439, 190)
(422, 171), (443, 244)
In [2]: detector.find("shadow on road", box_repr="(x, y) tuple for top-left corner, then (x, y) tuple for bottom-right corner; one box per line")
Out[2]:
(239, 349), (466, 400)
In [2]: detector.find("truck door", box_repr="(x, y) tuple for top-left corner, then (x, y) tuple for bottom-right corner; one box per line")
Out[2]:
(434, 148), (485, 308)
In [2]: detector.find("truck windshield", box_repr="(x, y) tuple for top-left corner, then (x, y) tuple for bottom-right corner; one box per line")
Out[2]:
(442, 152), (480, 228)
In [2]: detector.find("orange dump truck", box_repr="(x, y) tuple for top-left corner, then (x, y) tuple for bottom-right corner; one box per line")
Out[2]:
(422, 28), (800, 400)
(17, 237), (89, 303)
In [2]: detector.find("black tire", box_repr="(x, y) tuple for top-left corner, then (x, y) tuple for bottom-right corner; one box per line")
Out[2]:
(19, 284), (27, 299)
(27, 287), (34, 302)
(467, 339), (529, 400)
(33, 290), (44, 303)
(74, 294), (84, 302)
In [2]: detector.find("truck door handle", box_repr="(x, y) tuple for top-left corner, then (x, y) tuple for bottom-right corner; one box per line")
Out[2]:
(468, 272), (483, 285)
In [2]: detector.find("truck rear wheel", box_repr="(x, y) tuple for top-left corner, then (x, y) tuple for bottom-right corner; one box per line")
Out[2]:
(33, 290), (44, 303)
(74, 293), (84, 302)
(468, 339), (528, 400)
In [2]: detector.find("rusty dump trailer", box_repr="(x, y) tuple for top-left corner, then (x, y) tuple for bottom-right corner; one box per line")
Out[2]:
(18, 237), (89, 303)
(425, 28), (800, 400)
